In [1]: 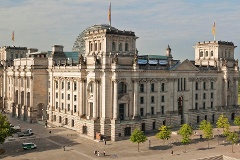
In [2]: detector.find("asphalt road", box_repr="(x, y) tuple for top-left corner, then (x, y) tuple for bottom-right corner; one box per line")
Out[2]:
(1, 114), (240, 160)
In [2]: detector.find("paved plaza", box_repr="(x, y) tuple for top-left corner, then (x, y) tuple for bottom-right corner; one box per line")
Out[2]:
(1, 115), (240, 160)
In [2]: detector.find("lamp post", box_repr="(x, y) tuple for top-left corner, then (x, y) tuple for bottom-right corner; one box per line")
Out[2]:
(217, 129), (219, 145)
(42, 108), (44, 120)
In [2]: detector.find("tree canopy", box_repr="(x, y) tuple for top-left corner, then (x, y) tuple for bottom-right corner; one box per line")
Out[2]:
(216, 114), (230, 136)
(199, 120), (213, 148)
(178, 124), (193, 152)
(234, 116), (240, 131)
(227, 131), (239, 153)
(0, 114), (11, 144)
(156, 125), (171, 145)
(130, 128), (147, 152)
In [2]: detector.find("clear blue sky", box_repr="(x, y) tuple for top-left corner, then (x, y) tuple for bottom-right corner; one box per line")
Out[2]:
(1, 0), (240, 62)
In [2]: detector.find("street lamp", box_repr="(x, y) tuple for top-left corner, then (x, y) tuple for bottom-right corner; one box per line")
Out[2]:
(42, 108), (44, 120)
(217, 129), (219, 145)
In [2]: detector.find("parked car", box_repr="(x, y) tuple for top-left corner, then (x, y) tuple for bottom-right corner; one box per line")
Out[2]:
(18, 129), (34, 137)
(10, 125), (21, 133)
(22, 142), (37, 150)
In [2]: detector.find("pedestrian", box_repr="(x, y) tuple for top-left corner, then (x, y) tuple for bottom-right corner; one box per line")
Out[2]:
(103, 150), (105, 156)
(105, 140), (106, 145)
(94, 150), (97, 155)
(97, 151), (100, 156)
(49, 131), (51, 134)
(63, 146), (65, 151)
(171, 150), (173, 155)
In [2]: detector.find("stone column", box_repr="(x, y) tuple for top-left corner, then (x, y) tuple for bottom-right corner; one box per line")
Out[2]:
(93, 80), (97, 119)
(113, 80), (118, 119)
(224, 79), (228, 107)
(79, 79), (83, 116)
(133, 79), (138, 118)
(146, 79), (150, 115)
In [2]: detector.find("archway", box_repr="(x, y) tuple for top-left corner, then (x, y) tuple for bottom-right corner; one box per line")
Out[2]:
(178, 96), (183, 124)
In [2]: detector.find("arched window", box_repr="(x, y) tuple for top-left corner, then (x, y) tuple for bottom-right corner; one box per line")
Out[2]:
(89, 83), (93, 93)
(205, 51), (208, 57)
(119, 43), (122, 51)
(211, 51), (213, 57)
(112, 42), (116, 51)
(125, 43), (128, 51)
(200, 51), (203, 57)
(95, 43), (97, 51)
(90, 43), (93, 51)
(118, 82), (127, 94)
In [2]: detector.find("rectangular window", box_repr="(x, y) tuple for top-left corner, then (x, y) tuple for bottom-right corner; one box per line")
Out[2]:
(67, 104), (70, 111)
(161, 106), (164, 114)
(203, 93), (206, 99)
(151, 96), (154, 103)
(56, 102), (58, 109)
(211, 81), (214, 89)
(211, 92), (213, 99)
(151, 107), (154, 115)
(49, 92), (50, 102)
(74, 105), (77, 113)
(184, 78), (186, 90)
(140, 84), (144, 92)
(195, 94), (198, 100)
(62, 93), (64, 99)
(74, 82), (77, 91)
(140, 108), (144, 116)
(161, 96), (165, 102)
(68, 94), (70, 100)
(56, 81), (58, 89)
(62, 103), (64, 110)
(62, 82), (64, 89)
(203, 102), (206, 109)
(68, 82), (70, 90)
(195, 103), (198, 110)
(74, 95), (77, 101)
(140, 97), (144, 104)
(56, 92), (58, 98)
(151, 83), (155, 92)
(178, 79), (180, 91)
(203, 82), (206, 90)
(195, 82), (198, 90)
(161, 83), (165, 91)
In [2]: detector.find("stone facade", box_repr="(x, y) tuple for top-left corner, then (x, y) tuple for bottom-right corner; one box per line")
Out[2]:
(3, 50), (48, 122)
(2, 24), (239, 141)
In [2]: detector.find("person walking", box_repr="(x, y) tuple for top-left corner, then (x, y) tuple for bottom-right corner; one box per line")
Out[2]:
(104, 140), (106, 145)
(103, 150), (106, 156)
(63, 146), (65, 151)
(171, 150), (173, 155)
(97, 151), (100, 156)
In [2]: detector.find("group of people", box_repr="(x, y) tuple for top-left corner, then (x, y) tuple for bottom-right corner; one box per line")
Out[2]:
(94, 150), (105, 156)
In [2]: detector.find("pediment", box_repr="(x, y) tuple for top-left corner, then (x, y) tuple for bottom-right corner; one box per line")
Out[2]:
(172, 59), (199, 71)
(118, 94), (130, 102)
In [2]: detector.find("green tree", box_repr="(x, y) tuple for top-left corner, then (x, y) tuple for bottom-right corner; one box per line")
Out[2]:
(216, 114), (230, 136)
(130, 128), (147, 152)
(199, 120), (213, 148)
(0, 114), (11, 144)
(227, 131), (239, 153)
(233, 116), (240, 131)
(155, 125), (171, 145)
(178, 124), (193, 152)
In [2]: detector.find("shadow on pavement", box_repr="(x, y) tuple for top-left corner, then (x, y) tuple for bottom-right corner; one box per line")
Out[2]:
(150, 145), (173, 150)
(0, 135), (80, 158)
(197, 147), (216, 150)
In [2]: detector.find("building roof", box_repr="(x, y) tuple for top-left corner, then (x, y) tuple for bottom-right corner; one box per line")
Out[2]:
(72, 24), (135, 54)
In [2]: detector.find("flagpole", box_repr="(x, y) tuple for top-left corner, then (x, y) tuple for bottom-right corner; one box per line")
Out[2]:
(108, 2), (111, 27)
